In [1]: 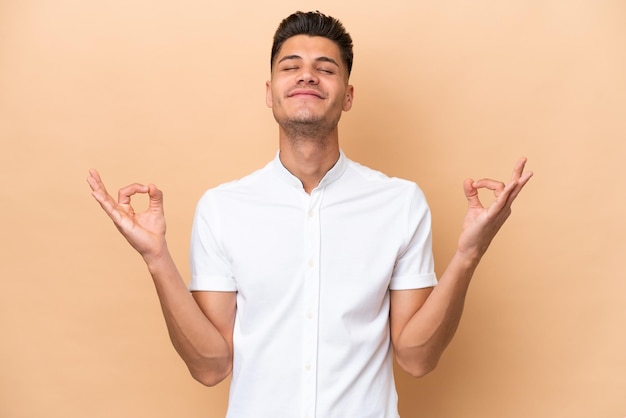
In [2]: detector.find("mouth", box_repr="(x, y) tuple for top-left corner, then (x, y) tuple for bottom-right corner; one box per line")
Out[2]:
(287, 88), (325, 99)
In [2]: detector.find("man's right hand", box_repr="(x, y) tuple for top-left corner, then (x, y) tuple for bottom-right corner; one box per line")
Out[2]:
(88, 169), (235, 385)
(87, 169), (167, 260)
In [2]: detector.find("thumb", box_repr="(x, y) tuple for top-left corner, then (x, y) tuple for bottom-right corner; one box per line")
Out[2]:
(147, 184), (164, 212)
(463, 178), (482, 209)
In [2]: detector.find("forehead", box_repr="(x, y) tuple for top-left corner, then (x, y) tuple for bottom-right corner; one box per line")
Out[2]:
(275, 35), (343, 64)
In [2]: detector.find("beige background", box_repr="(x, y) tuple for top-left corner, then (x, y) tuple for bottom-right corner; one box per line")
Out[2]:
(1, 0), (625, 417)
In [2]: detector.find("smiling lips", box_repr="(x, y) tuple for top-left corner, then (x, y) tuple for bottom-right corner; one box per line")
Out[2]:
(287, 88), (325, 99)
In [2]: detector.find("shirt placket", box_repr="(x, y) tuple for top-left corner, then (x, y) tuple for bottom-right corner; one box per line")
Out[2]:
(302, 188), (322, 418)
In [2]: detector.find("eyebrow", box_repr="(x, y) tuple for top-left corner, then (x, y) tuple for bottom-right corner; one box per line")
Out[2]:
(277, 55), (340, 67)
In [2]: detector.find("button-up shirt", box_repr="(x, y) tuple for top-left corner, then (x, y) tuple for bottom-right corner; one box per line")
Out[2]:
(190, 151), (437, 418)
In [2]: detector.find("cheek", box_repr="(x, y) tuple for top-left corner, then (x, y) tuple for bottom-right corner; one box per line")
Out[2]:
(266, 81), (289, 108)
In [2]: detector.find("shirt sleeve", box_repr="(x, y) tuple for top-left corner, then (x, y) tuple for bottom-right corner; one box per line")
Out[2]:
(189, 191), (238, 292)
(389, 184), (438, 290)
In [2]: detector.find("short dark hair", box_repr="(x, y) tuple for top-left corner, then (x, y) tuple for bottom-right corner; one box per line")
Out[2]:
(271, 11), (354, 76)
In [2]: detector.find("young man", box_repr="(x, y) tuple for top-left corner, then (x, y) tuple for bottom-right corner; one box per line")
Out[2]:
(88, 11), (532, 418)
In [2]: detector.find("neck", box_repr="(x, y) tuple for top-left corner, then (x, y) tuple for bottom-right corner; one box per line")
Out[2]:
(278, 128), (340, 194)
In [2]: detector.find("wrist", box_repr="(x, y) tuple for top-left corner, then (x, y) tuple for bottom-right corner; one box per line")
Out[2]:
(142, 242), (172, 273)
(452, 248), (482, 271)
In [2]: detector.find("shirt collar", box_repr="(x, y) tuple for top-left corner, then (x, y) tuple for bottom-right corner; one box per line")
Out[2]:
(272, 149), (348, 190)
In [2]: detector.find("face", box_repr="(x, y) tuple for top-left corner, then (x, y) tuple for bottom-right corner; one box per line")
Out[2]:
(266, 35), (354, 135)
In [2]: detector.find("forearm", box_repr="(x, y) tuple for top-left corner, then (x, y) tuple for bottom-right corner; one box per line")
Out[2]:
(87, 171), (233, 385)
(394, 251), (480, 377)
(394, 159), (532, 377)
(143, 246), (233, 386)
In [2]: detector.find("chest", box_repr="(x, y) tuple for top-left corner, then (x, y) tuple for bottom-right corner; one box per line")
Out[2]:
(218, 193), (407, 305)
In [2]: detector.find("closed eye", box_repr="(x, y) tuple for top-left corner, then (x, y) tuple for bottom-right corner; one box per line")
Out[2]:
(280, 65), (299, 71)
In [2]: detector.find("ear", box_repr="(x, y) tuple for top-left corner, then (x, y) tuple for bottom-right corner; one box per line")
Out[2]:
(342, 85), (354, 111)
(265, 80), (273, 108)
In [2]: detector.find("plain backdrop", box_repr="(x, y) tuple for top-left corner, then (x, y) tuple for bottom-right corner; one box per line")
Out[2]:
(1, 0), (625, 417)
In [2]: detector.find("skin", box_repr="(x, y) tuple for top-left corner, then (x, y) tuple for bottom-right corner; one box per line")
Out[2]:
(266, 35), (353, 193)
(87, 34), (532, 385)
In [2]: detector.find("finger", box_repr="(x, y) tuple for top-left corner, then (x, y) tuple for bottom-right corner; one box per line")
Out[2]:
(510, 157), (528, 182)
(87, 168), (107, 194)
(87, 171), (125, 224)
(87, 169), (118, 208)
(496, 179), (518, 206)
(118, 183), (150, 205)
(87, 168), (101, 184)
(504, 158), (533, 203)
(506, 170), (533, 203)
(472, 178), (506, 197)
(463, 178), (484, 209)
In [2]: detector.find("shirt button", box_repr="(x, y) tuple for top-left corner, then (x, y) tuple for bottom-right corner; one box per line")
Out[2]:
(305, 364), (311, 371)
(306, 311), (313, 319)
(308, 259), (314, 268)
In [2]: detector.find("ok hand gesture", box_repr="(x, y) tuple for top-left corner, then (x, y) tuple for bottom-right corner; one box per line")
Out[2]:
(457, 158), (533, 260)
(87, 169), (167, 260)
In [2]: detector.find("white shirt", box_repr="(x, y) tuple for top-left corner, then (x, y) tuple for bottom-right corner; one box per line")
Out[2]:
(190, 151), (437, 418)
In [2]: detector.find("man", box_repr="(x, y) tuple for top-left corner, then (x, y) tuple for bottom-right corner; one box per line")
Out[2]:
(88, 11), (532, 418)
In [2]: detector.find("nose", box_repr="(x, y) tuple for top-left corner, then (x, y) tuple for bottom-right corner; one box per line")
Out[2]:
(297, 66), (319, 84)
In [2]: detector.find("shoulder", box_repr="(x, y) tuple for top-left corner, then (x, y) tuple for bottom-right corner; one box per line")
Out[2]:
(343, 158), (425, 198)
(198, 160), (275, 203)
